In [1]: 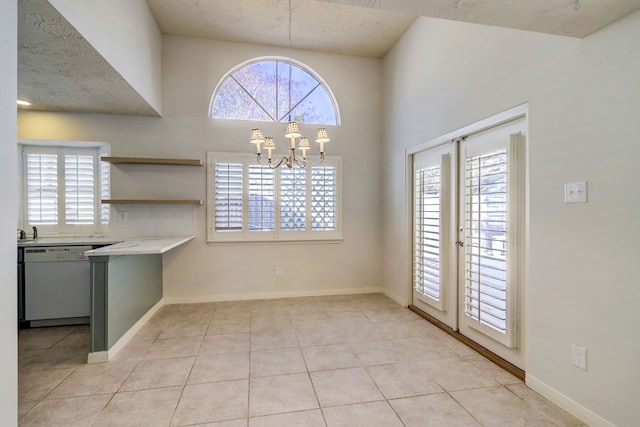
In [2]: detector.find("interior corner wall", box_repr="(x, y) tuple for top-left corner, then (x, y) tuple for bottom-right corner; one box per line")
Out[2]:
(0, 1), (18, 425)
(382, 12), (640, 426)
(48, 0), (162, 115)
(17, 36), (384, 302)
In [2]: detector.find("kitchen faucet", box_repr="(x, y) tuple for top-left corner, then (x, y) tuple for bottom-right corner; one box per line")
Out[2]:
(32, 226), (38, 239)
(17, 229), (26, 240)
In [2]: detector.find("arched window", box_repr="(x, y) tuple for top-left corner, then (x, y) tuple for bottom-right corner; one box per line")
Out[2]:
(210, 58), (339, 126)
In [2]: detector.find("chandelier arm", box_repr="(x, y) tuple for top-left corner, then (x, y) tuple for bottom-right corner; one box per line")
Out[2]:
(304, 153), (326, 166)
(293, 157), (307, 168)
(257, 154), (288, 169)
(270, 156), (288, 169)
(258, 153), (325, 168)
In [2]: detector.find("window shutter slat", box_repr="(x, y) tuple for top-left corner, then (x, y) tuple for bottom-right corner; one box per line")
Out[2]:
(26, 153), (59, 225)
(248, 165), (275, 231)
(65, 154), (95, 225)
(24, 147), (107, 232)
(414, 164), (442, 302)
(215, 163), (243, 231)
(281, 168), (306, 231)
(208, 153), (340, 242)
(463, 148), (509, 335)
(311, 166), (336, 231)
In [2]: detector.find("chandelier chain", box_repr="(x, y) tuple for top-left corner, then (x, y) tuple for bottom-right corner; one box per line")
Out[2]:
(247, 0), (330, 169)
(288, 0), (293, 122)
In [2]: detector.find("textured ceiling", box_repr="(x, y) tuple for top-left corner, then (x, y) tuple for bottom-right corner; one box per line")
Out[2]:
(17, 0), (640, 117)
(315, 0), (640, 39)
(146, 0), (416, 59)
(17, 0), (160, 116)
(148, 0), (640, 55)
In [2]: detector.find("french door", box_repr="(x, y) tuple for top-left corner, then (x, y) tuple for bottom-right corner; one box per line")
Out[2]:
(412, 143), (458, 329)
(412, 116), (526, 369)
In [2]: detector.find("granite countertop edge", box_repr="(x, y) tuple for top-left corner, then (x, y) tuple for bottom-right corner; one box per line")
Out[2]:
(18, 236), (196, 256)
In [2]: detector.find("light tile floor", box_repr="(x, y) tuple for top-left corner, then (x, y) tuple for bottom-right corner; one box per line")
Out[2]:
(18, 293), (586, 426)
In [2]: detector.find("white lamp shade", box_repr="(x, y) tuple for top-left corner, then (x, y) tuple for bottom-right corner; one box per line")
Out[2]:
(298, 137), (310, 149)
(315, 128), (330, 143)
(250, 128), (265, 144)
(263, 137), (276, 149)
(285, 122), (301, 138)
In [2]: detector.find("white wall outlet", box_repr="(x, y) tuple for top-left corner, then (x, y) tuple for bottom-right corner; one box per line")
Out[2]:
(564, 181), (588, 203)
(118, 211), (127, 222)
(571, 344), (587, 370)
(275, 267), (283, 277)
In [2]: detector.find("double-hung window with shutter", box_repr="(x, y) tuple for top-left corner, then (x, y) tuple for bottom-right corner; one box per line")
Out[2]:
(207, 152), (341, 242)
(21, 145), (109, 235)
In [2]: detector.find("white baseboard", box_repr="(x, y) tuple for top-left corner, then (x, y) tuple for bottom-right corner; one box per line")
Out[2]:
(526, 375), (614, 427)
(87, 351), (108, 364)
(382, 287), (407, 307)
(87, 300), (165, 364)
(163, 286), (385, 305)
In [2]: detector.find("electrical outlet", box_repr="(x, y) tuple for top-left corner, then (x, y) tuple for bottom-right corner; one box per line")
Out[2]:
(564, 181), (588, 203)
(571, 344), (587, 370)
(275, 267), (283, 277)
(118, 211), (127, 222)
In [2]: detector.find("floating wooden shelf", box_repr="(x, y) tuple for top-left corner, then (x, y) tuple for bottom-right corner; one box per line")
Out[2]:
(101, 157), (203, 166)
(102, 199), (204, 206)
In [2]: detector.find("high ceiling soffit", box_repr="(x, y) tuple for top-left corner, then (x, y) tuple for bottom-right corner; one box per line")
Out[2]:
(18, 0), (160, 117)
(18, 0), (640, 117)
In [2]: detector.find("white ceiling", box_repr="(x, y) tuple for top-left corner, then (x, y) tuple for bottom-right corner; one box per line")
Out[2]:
(17, 0), (640, 116)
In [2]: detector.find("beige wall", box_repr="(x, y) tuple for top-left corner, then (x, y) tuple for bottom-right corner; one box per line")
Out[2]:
(18, 35), (384, 302)
(0, 1), (18, 424)
(382, 11), (640, 426)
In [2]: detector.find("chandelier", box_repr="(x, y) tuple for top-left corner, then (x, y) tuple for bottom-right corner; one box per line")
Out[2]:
(247, 0), (330, 169)
(250, 124), (329, 169)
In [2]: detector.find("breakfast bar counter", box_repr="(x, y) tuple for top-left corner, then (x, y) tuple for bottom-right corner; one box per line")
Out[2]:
(85, 236), (194, 256)
(86, 236), (194, 363)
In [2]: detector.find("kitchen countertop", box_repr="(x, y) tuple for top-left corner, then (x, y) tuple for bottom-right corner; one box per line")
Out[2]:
(85, 236), (195, 256)
(18, 236), (122, 247)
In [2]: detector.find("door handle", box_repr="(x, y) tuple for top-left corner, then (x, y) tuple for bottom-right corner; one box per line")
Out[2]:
(455, 241), (465, 247)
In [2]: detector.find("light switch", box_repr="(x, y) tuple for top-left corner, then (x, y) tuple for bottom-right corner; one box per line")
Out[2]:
(564, 181), (587, 203)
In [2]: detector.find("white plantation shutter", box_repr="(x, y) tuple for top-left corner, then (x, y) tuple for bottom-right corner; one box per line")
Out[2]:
(64, 153), (95, 225)
(413, 151), (451, 312)
(462, 134), (523, 348)
(208, 152), (341, 242)
(311, 166), (336, 231)
(415, 165), (441, 301)
(248, 165), (275, 231)
(281, 168), (306, 231)
(214, 163), (243, 232)
(22, 146), (107, 233)
(464, 149), (508, 333)
(26, 152), (59, 225)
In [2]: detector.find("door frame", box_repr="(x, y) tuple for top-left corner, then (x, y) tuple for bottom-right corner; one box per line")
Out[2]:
(404, 104), (528, 347)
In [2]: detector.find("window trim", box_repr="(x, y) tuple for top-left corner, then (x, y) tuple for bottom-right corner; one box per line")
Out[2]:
(19, 141), (110, 236)
(207, 151), (342, 244)
(208, 56), (341, 126)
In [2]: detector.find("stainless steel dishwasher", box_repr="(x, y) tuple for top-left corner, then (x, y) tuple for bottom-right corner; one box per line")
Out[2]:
(24, 246), (92, 327)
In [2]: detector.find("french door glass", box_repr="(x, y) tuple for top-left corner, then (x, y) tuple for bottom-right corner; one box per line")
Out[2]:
(459, 132), (525, 352)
